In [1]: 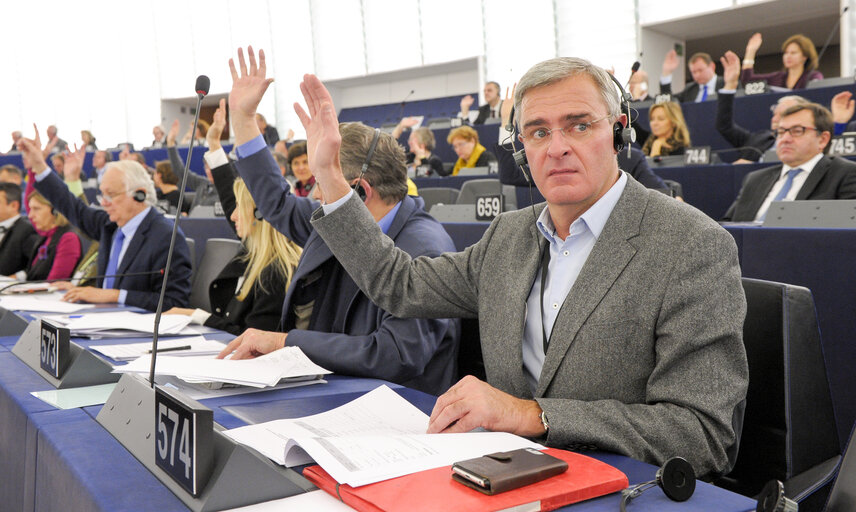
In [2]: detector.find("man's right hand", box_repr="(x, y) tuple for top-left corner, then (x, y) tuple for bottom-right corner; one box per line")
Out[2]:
(166, 119), (180, 147)
(662, 49), (679, 76)
(63, 144), (85, 181)
(17, 124), (48, 173)
(720, 51), (741, 90)
(207, 98), (227, 151)
(500, 83), (516, 128)
(216, 328), (287, 359)
(228, 46), (273, 145)
(460, 94), (474, 115)
(831, 91), (855, 124)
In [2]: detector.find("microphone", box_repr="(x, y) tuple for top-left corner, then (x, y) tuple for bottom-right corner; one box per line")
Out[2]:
(0, 269), (164, 294)
(149, 74), (209, 386)
(400, 89), (415, 119)
(817, 6), (848, 66)
(626, 61), (641, 89)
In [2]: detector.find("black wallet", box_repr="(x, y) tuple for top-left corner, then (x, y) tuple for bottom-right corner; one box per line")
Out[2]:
(451, 448), (569, 495)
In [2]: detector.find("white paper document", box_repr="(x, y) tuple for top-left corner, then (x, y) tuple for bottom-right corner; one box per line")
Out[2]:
(114, 346), (331, 388)
(223, 385), (542, 487)
(40, 311), (192, 336)
(90, 336), (226, 361)
(0, 292), (96, 313)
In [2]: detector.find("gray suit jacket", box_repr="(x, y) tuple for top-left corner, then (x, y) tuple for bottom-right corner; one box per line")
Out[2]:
(311, 175), (748, 478)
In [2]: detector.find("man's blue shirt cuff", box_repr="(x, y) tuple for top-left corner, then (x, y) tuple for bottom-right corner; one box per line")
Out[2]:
(236, 135), (267, 159)
(118, 289), (127, 304)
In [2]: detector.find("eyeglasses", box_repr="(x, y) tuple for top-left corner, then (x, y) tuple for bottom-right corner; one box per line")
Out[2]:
(97, 190), (128, 205)
(775, 125), (819, 138)
(519, 116), (610, 147)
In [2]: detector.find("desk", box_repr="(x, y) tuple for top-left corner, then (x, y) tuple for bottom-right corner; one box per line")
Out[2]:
(0, 312), (756, 511)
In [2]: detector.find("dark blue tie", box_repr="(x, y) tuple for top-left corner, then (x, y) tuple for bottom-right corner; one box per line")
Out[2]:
(103, 230), (125, 289)
(700, 85), (708, 102)
(760, 168), (802, 221)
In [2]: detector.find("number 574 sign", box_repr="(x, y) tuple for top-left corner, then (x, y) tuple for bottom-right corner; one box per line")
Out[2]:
(155, 386), (213, 496)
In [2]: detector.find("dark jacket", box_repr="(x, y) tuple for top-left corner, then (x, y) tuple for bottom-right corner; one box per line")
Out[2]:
(659, 76), (725, 103)
(168, 146), (220, 212)
(234, 148), (460, 395)
(723, 155), (856, 221)
(0, 216), (38, 275)
(203, 161), (291, 335)
(33, 172), (192, 310)
(715, 92), (775, 162)
(26, 224), (80, 282)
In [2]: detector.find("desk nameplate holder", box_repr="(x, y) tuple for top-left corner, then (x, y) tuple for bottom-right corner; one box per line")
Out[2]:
(97, 373), (313, 512)
(0, 307), (29, 337)
(764, 199), (856, 228)
(11, 320), (120, 389)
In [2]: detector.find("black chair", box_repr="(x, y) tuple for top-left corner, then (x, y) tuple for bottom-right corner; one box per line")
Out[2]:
(188, 238), (242, 311)
(825, 422), (856, 511)
(418, 187), (459, 211)
(716, 278), (840, 511)
(185, 238), (195, 277)
(457, 179), (517, 211)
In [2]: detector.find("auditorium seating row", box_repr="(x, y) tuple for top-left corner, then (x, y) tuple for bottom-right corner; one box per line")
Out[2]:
(338, 92), (478, 128)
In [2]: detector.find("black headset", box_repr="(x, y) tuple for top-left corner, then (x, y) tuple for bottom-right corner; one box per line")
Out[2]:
(132, 189), (146, 203)
(253, 207), (264, 221)
(619, 457), (696, 511)
(507, 69), (637, 185)
(353, 128), (381, 202)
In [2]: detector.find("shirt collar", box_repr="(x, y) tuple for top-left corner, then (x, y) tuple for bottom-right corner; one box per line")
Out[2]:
(119, 206), (151, 237)
(703, 74), (718, 91)
(0, 214), (20, 230)
(536, 171), (628, 243)
(377, 200), (403, 235)
(781, 152), (824, 177)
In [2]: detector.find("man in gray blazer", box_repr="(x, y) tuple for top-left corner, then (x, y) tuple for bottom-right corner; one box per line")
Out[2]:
(229, 50), (748, 479)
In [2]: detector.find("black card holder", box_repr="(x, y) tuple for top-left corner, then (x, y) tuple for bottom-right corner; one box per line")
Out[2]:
(451, 448), (569, 495)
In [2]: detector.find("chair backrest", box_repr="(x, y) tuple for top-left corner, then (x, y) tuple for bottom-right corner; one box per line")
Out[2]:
(419, 187), (460, 211)
(188, 238), (243, 311)
(428, 204), (479, 223)
(456, 166), (490, 177)
(188, 205), (221, 218)
(185, 238), (196, 276)
(456, 179), (517, 210)
(720, 278), (840, 497)
(826, 422), (856, 511)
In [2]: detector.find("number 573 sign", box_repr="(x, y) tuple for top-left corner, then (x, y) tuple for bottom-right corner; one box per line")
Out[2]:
(155, 386), (213, 496)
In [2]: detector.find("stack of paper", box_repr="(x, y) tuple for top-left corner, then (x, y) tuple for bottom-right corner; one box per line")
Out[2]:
(0, 292), (96, 313)
(114, 346), (331, 388)
(40, 311), (192, 337)
(90, 336), (228, 361)
(223, 385), (543, 487)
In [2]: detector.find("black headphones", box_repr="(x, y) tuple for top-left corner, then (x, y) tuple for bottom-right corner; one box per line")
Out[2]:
(253, 207), (264, 221)
(619, 457), (696, 511)
(508, 69), (637, 185)
(132, 189), (146, 203)
(353, 128), (381, 202)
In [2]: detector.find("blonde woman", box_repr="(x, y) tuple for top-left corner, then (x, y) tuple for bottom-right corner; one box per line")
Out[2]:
(166, 99), (301, 335)
(641, 102), (691, 157)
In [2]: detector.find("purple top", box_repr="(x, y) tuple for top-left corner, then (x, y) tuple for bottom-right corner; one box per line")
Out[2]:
(741, 68), (823, 90)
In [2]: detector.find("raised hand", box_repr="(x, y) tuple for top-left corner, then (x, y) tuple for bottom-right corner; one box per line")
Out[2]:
(294, 74), (350, 203)
(63, 144), (85, 181)
(228, 46), (274, 144)
(207, 98), (227, 150)
(500, 83), (517, 127)
(745, 33), (762, 60)
(460, 94), (474, 115)
(166, 119), (180, 147)
(720, 51), (741, 89)
(831, 91), (855, 124)
(662, 49), (679, 76)
(18, 124), (48, 173)
(285, 128), (295, 141)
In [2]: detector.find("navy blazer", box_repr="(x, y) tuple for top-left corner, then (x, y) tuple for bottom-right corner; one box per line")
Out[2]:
(0, 216), (38, 276)
(716, 92), (775, 162)
(723, 155), (856, 221)
(235, 149), (460, 395)
(34, 172), (192, 311)
(660, 75), (725, 103)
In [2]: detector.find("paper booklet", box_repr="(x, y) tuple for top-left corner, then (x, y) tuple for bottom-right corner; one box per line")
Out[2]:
(223, 385), (543, 487)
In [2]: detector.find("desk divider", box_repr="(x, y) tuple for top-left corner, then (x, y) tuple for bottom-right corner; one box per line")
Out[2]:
(0, 308), (29, 336)
(97, 373), (313, 511)
(11, 320), (119, 389)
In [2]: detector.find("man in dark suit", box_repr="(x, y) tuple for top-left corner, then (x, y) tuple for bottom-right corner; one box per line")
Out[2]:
(716, 51), (808, 163)
(16, 137), (192, 310)
(460, 81), (503, 125)
(724, 102), (856, 221)
(659, 50), (724, 103)
(0, 182), (37, 276)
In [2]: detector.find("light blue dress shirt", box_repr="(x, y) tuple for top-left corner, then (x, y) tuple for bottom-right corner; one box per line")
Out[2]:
(522, 172), (628, 393)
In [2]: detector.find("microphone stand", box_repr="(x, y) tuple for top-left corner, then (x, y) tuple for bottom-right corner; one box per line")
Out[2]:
(149, 81), (208, 386)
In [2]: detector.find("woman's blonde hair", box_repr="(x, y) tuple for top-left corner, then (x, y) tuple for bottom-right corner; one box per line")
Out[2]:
(649, 102), (691, 148)
(28, 190), (69, 227)
(233, 178), (301, 301)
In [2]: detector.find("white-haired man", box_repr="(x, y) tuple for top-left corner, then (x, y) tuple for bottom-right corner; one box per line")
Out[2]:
(228, 48), (749, 478)
(16, 135), (191, 311)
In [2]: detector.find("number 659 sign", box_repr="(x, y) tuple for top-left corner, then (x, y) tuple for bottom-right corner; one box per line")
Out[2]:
(475, 194), (503, 221)
(155, 386), (213, 496)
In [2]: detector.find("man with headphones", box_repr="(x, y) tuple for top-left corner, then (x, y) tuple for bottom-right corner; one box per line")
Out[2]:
(216, 48), (460, 396)
(15, 136), (192, 311)
(287, 52), (749, 479)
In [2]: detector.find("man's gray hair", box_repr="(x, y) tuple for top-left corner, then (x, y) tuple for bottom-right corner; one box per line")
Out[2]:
(778, 95), (809, 107)
(339, 122), (408, 203)
(513, 57), (621, 124)
(107, 160), (157, 206)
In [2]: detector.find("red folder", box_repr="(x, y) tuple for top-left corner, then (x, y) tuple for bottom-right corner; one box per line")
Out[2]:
(303, 448), (629, 512)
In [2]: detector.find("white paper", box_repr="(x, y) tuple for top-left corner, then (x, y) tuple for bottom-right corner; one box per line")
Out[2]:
(157, 376), (326, 401)
(40, 311), (192, 336)
(114, 346), (331, 388)
(90, 336), (226, 361)
(0, 292), (96, 313)
(223, 385), (542, 487)
(31, 383), (117, 409)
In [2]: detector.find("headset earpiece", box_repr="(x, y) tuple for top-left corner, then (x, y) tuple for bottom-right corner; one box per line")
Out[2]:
(508, 106), (532, 184)
(355, 184), (367, 202)
(606, 71), (637, 156)
(132, 190), (146, 203)
(619, 457), (695, 511)
(253, 207), (263, 221)
(352, 128), (380, 203)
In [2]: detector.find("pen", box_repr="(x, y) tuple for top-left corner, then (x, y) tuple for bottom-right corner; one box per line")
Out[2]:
(147, 345), (192, 354)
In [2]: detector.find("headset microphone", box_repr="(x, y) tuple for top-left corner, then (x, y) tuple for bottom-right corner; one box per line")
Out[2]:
(353, 128), (381, 203)
(620, 457), (696, 511)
